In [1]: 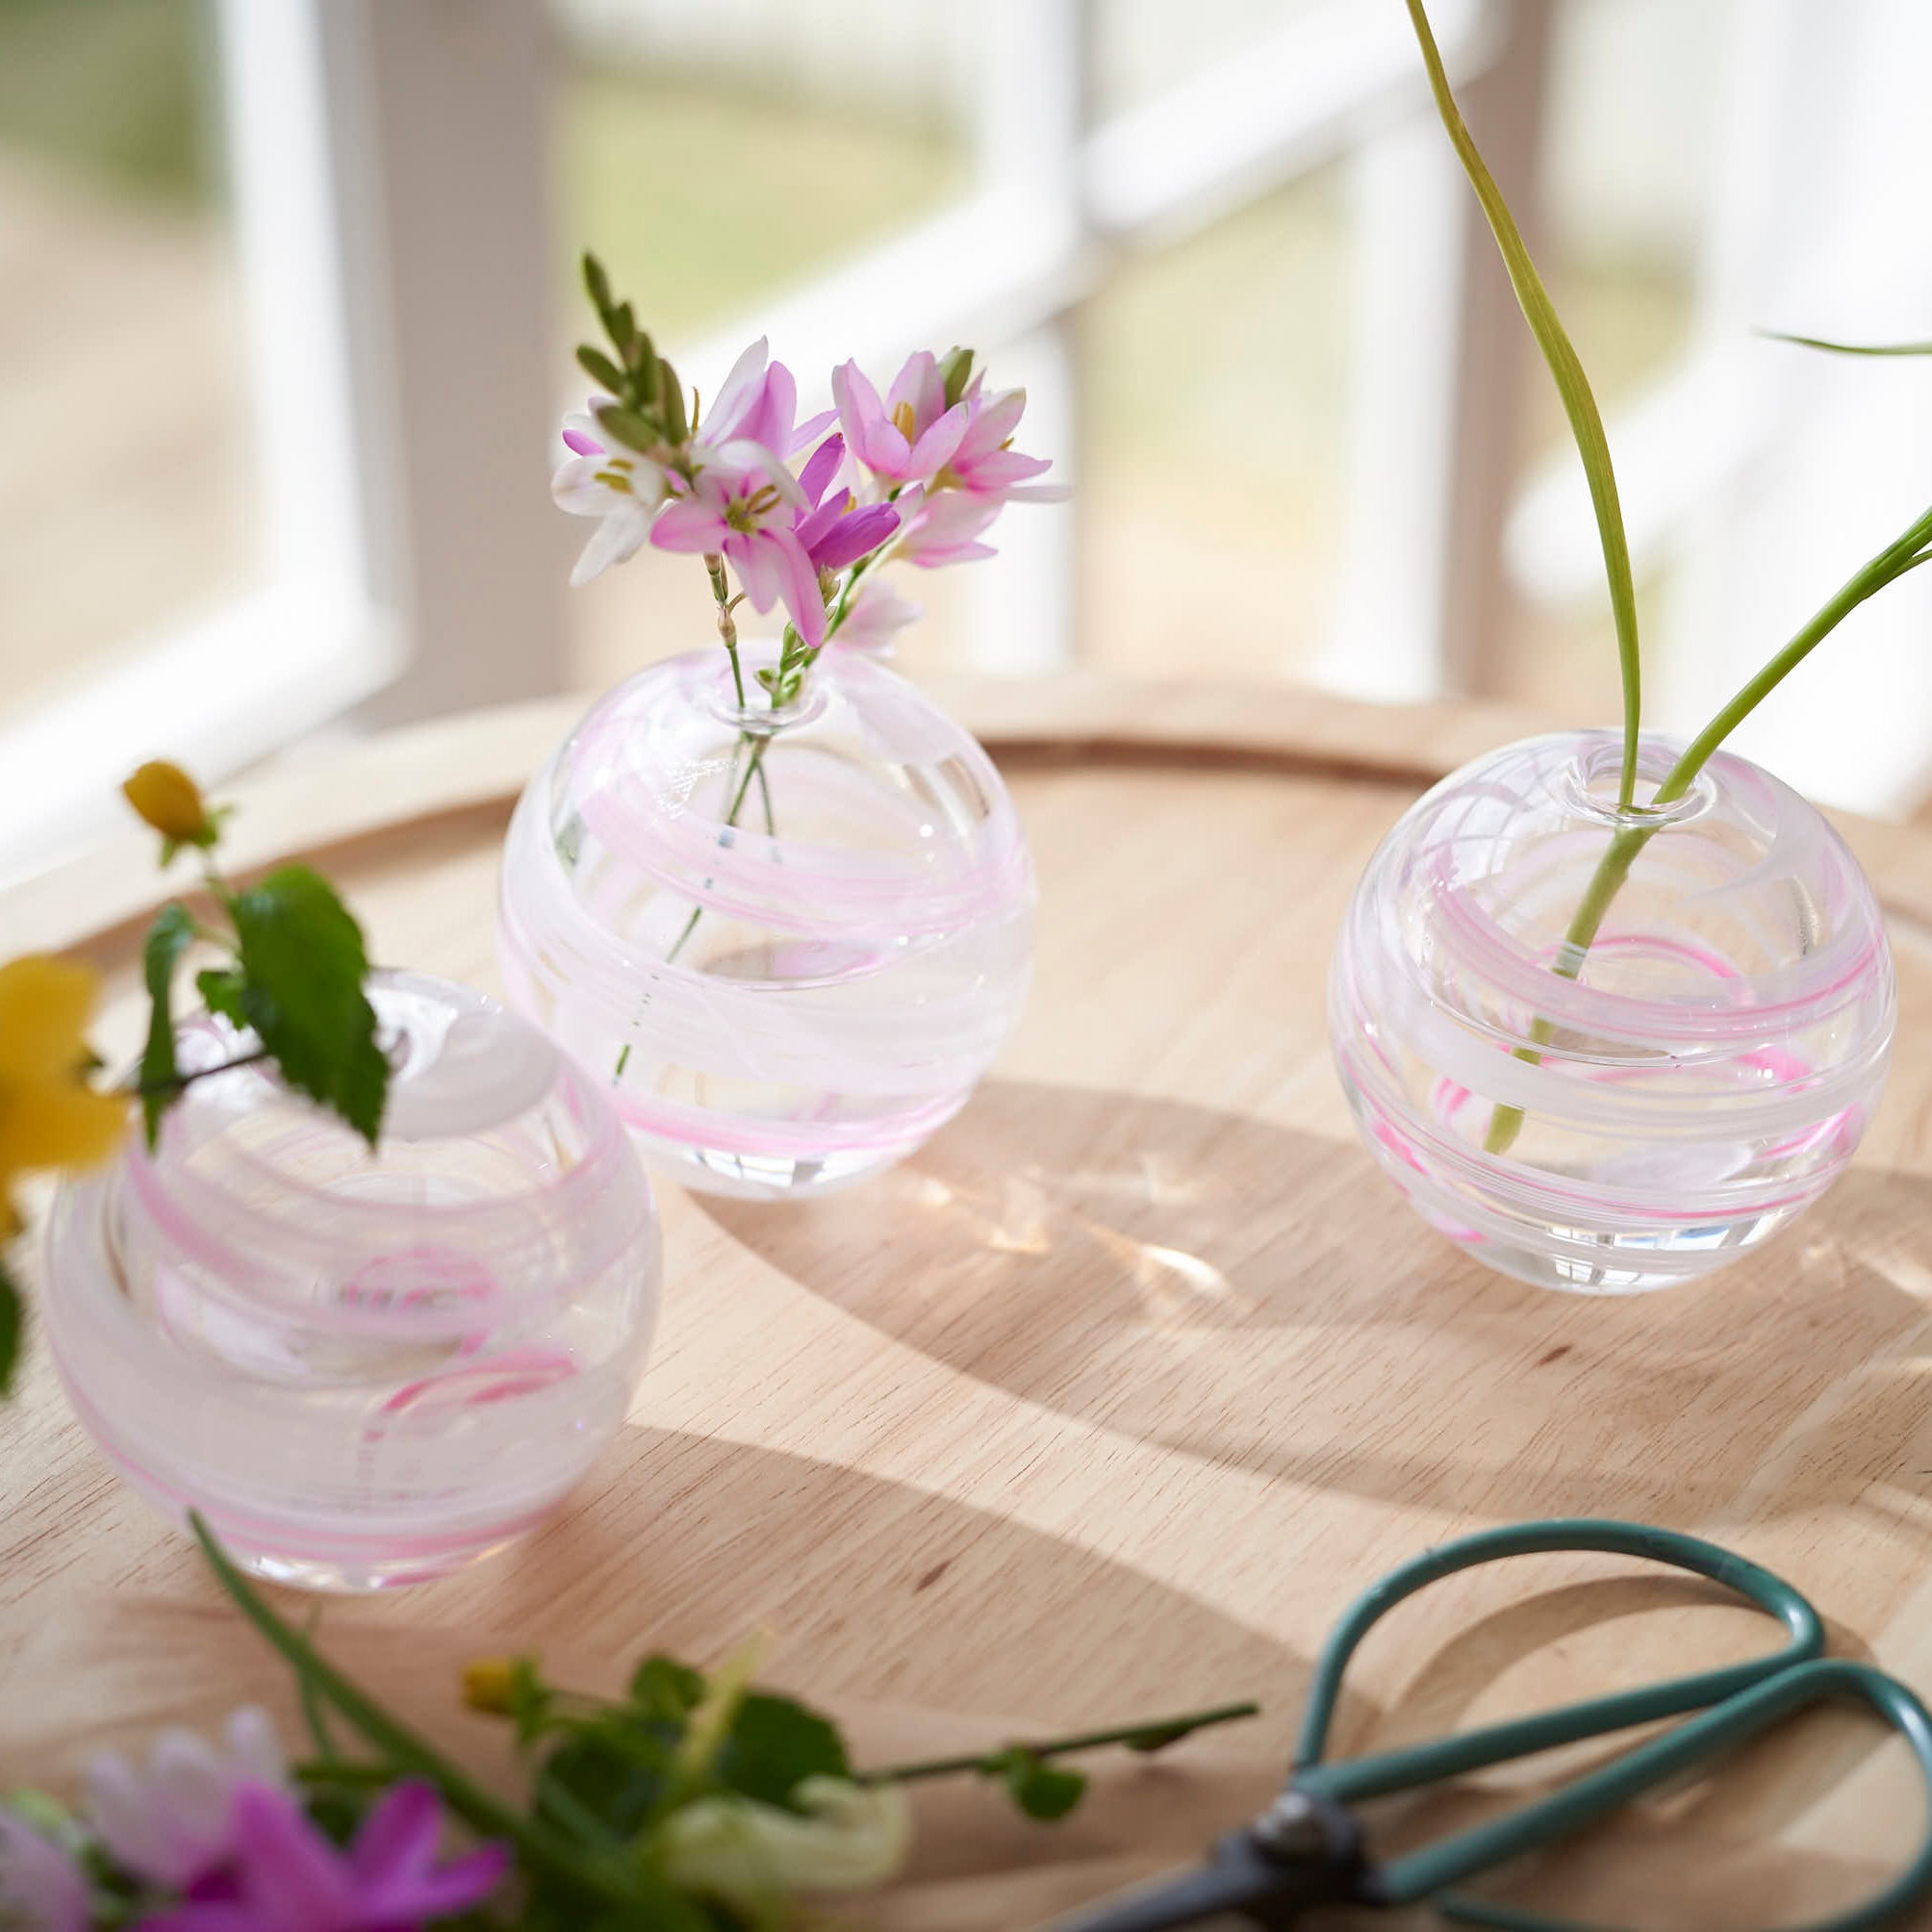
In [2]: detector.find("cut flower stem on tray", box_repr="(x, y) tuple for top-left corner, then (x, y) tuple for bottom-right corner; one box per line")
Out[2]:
(0, 1509), (1260, 1929)
(1405, 0), (1932, 1155)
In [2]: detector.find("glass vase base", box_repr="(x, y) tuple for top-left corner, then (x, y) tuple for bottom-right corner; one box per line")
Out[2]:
(1351, 1100), (1822, 1296)
(233, 1534), (534, 1594)
(619, 1100), (963, 1202)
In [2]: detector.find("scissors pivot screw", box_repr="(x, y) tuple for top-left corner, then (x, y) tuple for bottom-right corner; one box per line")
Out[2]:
(1250, 1792), (1331, 1860)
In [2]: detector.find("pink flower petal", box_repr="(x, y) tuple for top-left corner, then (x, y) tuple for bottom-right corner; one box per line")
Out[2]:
(906, 401), (970, 480)
(770, 525), (829, 648)
(230, 1785), (357, 1930)
(789, 406), (837, 452)
(649, 497), (728, 553)
(885, 349), (941, 426)
(742, 362), (796, 455)
(724, 530), (783, 614)
(348, 1780), (441, 1888)
(560, 427), (601, 457)
(797, 434), (846, 509)
(959, 448), (1054, 492)
(373, 1843), (512, 1921)
(793, 489), (852, 557)
(956, 386), (1027, 460)
(811, 501), (899, 572)
(705, 336), (770, 444)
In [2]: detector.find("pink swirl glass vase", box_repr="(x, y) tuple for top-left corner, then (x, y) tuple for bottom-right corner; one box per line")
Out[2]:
(44, 972), (660, 1589)
(497, 648), (1036, 1200)
(1330, 733), (1895, 1293)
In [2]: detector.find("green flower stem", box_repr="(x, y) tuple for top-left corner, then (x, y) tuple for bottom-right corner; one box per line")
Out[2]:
(861, 1699), (1260, 1785)
(705, 552), (747, 708)
(1406, 0), (1643, 810)
(293, 1759), (393, 1788)
(666, 544), (882, 966)
(131, 1048), (270, 1102)
(188, 1513), (643, 1906)
(1484, 508), (1932, 1156)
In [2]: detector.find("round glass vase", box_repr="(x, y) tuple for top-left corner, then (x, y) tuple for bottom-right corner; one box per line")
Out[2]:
(1329, 733), (1895, 1294)
(43, 971), (660, 1590)
(497, 646), (1036, 1200)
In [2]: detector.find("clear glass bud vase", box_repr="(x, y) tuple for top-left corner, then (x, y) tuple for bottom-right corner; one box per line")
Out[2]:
(498, 647), (1036, 1199)
(1329, 733), (1895, 1293)
(44, 972), (660, 1589)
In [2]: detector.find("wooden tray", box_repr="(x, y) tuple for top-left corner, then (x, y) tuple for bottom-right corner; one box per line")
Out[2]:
(7, 674), (1932, 1930)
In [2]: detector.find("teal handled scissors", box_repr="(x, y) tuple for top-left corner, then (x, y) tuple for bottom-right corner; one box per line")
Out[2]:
(1058, 1519), (1932, 1932)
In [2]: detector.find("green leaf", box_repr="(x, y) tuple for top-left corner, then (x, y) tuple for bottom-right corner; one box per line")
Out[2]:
(611, 300), (638, 353)
(537, 1726), (677, 1840)
(138, 902), (197, 1148)
(1405, 0), (1641, 806)
(988, 1748), (1086, 1822)
(0, 1259), (21, 1396)
(630, 1655), (705, 1723)
(576, 344), (626, 395)
(717, 1691), (850, 1810)
(227, 865), (389, 1146)
(583, 251), (613, 319)
(596, 404), (661, 455)
(196, 967), (247, 1029)
(1760, 329), (1932, 357)
(657, 360), (688, 443)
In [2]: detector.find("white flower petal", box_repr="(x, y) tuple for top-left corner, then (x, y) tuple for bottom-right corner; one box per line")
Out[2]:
(224, 1706), (289, 1789)
(86, 1754), (183, 1886)
(570, 502), (650, 586)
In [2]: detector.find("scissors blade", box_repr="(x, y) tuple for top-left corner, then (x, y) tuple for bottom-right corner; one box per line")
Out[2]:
(1052, 1828), (1350, 1931)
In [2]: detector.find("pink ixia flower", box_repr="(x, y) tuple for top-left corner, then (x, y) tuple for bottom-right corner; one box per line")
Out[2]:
(136, 1781), (507, 1932)
(0, 1814), (88, 1932)
(890, 486), (1004, 567)
(694, 338), (834, 481)
(551, 402), (668, 588)
(830, 351), (970, 488)
(87, 1706), (290, 1893)
(942, 382), (1068, 503)
(652, 465), (833, 646)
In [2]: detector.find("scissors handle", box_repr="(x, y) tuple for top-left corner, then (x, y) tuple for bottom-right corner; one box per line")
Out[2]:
(1294, 1518), (1824, 1803)
(1293, 1518), (1932, 1932)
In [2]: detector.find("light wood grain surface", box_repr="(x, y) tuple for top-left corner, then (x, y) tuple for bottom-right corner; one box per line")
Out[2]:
(7, 674), (1932, 1930)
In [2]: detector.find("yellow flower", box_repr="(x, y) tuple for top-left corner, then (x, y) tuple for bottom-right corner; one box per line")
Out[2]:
(658, 1776), (912, 1919)
(121, 761), (214, 846)
(0, 955), (128, 1235)
(460, 1658), (517, 1715)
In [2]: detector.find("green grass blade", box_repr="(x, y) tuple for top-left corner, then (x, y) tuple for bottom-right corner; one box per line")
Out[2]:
(1760, 329), (1932, 357)
(1404, 0), (1643, 805)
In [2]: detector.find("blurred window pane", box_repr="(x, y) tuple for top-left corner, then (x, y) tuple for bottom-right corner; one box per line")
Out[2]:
(1082, 166), (1347, 680)
(0, 0), (253, 716)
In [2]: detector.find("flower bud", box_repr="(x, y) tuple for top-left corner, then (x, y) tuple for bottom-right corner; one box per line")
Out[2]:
(461, 1658), (517, 1715)
(938, 344), (975, 408)
(122, 762), (214, 846)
